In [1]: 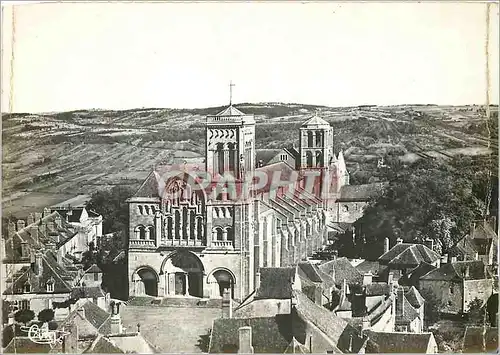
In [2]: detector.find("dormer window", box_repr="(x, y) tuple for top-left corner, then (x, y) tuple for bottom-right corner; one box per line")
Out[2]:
(46, 278), (54, 292)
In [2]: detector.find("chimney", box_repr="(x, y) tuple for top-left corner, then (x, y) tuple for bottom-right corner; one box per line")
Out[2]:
(388, 271), (394, 286)
(396, 238), (403, 244)
(16, 219), (26, 231)
(238, 326), (254, 354)
(396, 287), (405, 316)
(27, 213), (35, 225)
(222, 288), (232, 319)
(451, 256), (457, 263)
(465, 265), (470, 278)
(255, 272), (261, 291)
(384, 237), (390, 254)
(34, 252), (43, 276)
(363, 272), (373, 286)
(441, 254), (448, 264)
(110, 313), (123, 334)
(475, 252), (479, 261)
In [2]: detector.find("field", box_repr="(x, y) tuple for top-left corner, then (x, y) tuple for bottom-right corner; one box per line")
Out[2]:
(2, 103), (498, 218)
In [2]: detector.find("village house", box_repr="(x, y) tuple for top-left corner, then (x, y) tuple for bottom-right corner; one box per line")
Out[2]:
(50, 195), (103, 258)
(394, 286), (425, 333)
(58, 300), (157, 354)
(419, 259), (495, 315)
(377, 240), (440, 284)
(2, 248), (81, 321)
(210, 289), (367, 353)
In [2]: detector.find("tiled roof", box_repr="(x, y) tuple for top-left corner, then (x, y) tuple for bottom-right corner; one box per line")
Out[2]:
(399, 262), (436, 287)
(396, 295), (420, 324)
(284, 146), (300, 161)
(3, 250), (75, 295)
(319, 257), (363, 286)
(54, 208), (84, 223)
(364, 283), (390, 296)
(255, 267), (296, 299)
(60, 300), (111, 336)
(133, 170), (161, 198)
(255, 149), (282, 166)
(471, 221), (497, 240)
(420, 260), (492, 281)
(85, 264), (102, 273)
(450, 234), (478, 260)
(293, 291), (365, 353)
(338, 182), (387, 201)
(365, 331), (435, 353)
(216, 105), (246, 116)
(108, 333), (158, 354)
(71, 286), (106, 299)
(84, 335), (124, 353)
(378, 243), (439, 267)
(355, 260), (381, 276)
(209, 315), (293, 353)
(462, 326), (498, 353)
(301, 115), (330, 127)
(298, 262), (323, 283)
(254, 162), (298, 194)
(4, 212), (78, 262)
(405, 286), (425, 308)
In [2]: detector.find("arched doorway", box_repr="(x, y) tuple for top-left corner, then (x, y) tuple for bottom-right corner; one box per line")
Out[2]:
(208, 268), (235, 299)
(133, 267), (159, 297)
(162, 250), (204, 297)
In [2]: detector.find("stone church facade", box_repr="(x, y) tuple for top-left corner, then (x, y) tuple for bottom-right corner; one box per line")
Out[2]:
(127, 104), (349, 302)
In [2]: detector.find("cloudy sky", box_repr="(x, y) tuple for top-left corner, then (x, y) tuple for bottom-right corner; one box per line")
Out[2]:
(1, 2), (498, 113)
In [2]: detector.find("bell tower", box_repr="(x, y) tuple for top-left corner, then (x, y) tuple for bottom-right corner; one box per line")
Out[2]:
(205, 84), (255, 179)
(299, 113), (334, 170)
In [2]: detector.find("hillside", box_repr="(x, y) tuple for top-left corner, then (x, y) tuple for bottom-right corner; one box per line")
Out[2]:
(2, 103), (498, 218)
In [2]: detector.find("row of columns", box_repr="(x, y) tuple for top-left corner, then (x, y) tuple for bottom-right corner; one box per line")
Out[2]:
(212, 144), (238, 175)
(305, 131), (324, 148)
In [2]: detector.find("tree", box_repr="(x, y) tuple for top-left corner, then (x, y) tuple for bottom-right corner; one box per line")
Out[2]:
(37, 308), (55, 323)
(354, 158), (484, 260)
(467, 298), (486, 325)
(87, 186), (134, 243)
(14, 309), (34, 324)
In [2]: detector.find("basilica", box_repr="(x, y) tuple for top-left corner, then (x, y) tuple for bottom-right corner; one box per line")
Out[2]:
(127, 103), (349, 301)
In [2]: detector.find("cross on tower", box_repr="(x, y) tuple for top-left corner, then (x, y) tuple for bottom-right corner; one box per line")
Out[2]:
(229, 81), (235, 105)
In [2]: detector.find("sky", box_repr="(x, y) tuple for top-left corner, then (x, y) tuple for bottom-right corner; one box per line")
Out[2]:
(1, 2), (499, 113)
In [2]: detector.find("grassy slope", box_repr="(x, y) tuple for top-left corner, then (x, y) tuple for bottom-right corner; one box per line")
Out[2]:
(2, 103), (497, 218)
